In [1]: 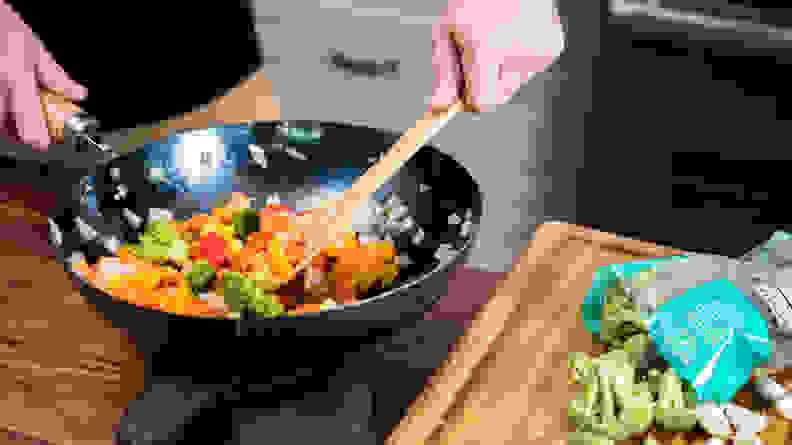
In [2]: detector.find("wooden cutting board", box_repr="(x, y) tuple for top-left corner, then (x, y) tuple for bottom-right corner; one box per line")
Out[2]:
(387, 221), (792, 445)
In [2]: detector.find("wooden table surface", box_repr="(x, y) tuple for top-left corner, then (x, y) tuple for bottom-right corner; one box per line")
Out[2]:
(0, 70), (281, 445)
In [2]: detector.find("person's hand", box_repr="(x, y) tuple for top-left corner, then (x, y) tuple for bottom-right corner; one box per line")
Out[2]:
(430, 0), (565, 113)
(0, 0), (87, 150)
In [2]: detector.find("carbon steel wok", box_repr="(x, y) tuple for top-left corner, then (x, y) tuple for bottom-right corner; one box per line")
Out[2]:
(30, 119), (482, 350)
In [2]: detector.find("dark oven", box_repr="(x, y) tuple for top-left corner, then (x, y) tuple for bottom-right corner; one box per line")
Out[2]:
(607, 0), (792, 51)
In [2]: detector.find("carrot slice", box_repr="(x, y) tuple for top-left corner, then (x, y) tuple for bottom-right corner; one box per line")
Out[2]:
(288, 303), (323, 315)
(368, 241), (396, 263)
(284, 242), (305, 264)
(260, 213), (294, 235)
(212, 207), (235, 225)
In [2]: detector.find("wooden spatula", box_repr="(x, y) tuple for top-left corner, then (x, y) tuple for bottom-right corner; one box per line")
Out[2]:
(291, 30), (475, 277)
(292, 99), (464, 276)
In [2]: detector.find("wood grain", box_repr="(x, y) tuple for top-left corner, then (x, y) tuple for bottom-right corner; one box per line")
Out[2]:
(295, 100), (462, 274)
(388, 222), (791, 445)
(0, 199), (145, 445)
(3, 68), (282, 445)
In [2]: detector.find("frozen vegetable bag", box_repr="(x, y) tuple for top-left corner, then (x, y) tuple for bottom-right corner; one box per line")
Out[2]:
(582, 253), (792, 404)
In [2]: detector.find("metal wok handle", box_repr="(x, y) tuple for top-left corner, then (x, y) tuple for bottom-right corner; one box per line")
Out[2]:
(40, 88), (115, 155)
(1, 89), (120, 177)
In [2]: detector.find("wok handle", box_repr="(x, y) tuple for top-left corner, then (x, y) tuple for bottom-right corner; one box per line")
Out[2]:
(40, 88), (85, 143)
(40, 88), (112, 154)
(0, 89), (118, 179)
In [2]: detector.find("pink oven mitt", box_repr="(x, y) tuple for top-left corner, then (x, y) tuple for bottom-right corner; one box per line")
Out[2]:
(0, 0), (87, 151)
(430, 0), (565, 112)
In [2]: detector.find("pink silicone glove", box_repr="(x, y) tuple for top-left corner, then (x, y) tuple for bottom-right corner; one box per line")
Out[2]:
(430, 0), (565, 112)
(0, 0), (87, 151)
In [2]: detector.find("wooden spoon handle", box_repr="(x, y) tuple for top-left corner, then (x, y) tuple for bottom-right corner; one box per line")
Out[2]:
(449, 28), (478, 112)
(292, 100), (463, 276)
(336, 100), (463, 214)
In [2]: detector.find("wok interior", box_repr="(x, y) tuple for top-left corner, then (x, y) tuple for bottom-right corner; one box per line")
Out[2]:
(68, 121), (482, 315)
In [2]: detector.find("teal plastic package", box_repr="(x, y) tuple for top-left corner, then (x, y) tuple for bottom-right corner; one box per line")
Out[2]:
(581, 255), (773, 404)
(581, 255), (688, 335)
(646, 278), (771, 404)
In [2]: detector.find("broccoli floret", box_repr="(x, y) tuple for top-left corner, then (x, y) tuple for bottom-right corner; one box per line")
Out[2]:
(622, 333), (650, 368)
(655, 368), (697, 432)
(133, 219), (187, 264)
(567, 431), (614, 445)
(598, 351), (635, 404)
(570, 357), (654, 441)
(222, 271), (284, 317)
(569, 363), (600, 429)
(600, 307), (647, 346)
(646, 368), (663, 400)
(618, 391), (655, 436)
(605, 287), (633, 309)
(569, 352), (596, 384)
(600, 353), (654, 437)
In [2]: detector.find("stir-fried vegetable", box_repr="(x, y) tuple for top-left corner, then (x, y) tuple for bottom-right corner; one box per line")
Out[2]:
(567, 350), (655, 442)
(655, 369), (697, 432)
(131, 219), (189, 264)
(232, 208), (260, 241)
(186, 259), (216, 296)
(569, 270), (780, 444)
(78, 193), (403, 318)
(222, 271), (284, 316)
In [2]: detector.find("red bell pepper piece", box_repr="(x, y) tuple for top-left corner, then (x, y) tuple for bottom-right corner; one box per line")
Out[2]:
(199, 233), (228, 268)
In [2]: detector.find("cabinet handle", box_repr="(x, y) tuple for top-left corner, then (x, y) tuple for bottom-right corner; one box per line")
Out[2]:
(325, 49), (400, 78)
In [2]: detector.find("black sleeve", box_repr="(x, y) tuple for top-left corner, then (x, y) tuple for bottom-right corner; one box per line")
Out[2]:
(6, 0), (263, 132)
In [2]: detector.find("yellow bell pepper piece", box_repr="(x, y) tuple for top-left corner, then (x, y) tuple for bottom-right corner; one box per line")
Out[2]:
(222, 225), (235, 242)
(324, 233), (358, 257)
(212, 207), (235, 225)
(105, 274), (127, 291)
(230, 238), (244, 254)
(200, 223), (235, 243)
(168, 291), (187, 314)
(146, 273), (163, 291)
(200, 223), (221, 237)
(370, 240), (396, 262)
(267, 237), (294, 279)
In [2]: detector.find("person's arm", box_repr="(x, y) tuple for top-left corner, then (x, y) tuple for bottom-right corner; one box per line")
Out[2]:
(7, 0), (266, 134)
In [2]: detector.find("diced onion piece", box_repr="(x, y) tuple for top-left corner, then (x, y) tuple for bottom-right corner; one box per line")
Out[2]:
(97, 257), (138, 276)
(357, 233), (380, 245)
(695, 402), (732, 438)
(149, 208), (173, 222)
(774, 395), (792, 420)
(724, 403), (768, 436)
(755, 376), (788, 401)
